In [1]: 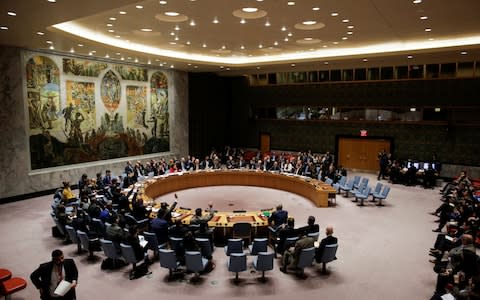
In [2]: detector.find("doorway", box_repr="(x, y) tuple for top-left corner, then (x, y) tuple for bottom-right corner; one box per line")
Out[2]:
(260, 133), (271, 154)
(337, 137), (391, 171)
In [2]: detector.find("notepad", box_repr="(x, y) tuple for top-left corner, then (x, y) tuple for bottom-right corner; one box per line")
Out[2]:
(138, 235), (148, 248)
(54, 280), (72, 296)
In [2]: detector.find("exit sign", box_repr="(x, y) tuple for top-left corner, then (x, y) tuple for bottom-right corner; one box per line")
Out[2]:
(360, 130), (368, 137)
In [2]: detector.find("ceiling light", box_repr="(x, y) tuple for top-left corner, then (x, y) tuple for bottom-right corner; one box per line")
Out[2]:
(312, 7), (320, 11)
(363, 58), (368, 62)
(174, 25), (180, 30)
(170, 32), (175, 36)
(186, 41), (191, 45)
(221, 45), (226, 49)
(70, 48), (75, 53)
(77, 44), (83, 47)
(49, 45), (54, 50)
(202, 43), (207, 48)
(420, 16), (428, 20)
(46, 40), (52, 44)
(333, 41), (339, 44)
(347, 31), (353, 35)
(287, 1), (295, 6)
(89, 52), (93, 56)
(287, 32), (293, 37)
(147, 60), (151, 64)
(342, 37), (348, 40)
(108, 29), (114, 33)
(460, 51), (467, 55)
(136, 5), (143, 9)
(265, 20), (271, 26)
(407, 55), (413, 59)
(213, 17), (219, 24)
(425, 28), (432, 32)
(435, 108), (441, 112)
(410, 108), (416, 112)
(226, 67), (230, 70)
(220, 66), (224, 69)
(141, 28), (152, 32)
(169, 42), (177, 45)
(116, 52), (121, 55)
(302, 21), (317, 25)
(91, 50), (96, 53)
(331, 12), (339, 17)
(134, 58), (138, 62)
(165, 11), (179, 16)
(291, 63), (296, 67)
(170, 65), (174, 68)
(258, 44), (263, 48)
(109, 17), (117, 20)
(324, 62), (329, 65)
(107, 24), (113, 27)
(119, 11), (127, 15)
(240, 19), (246, 24)
(256, 66), (260, 69)
(240, 45), (245, 49)
(274, 41), (279, 46)
(105, 54), (110, 58)
(347, 25), (355, 29)
(281, 26), (287, 31)
(284, 37), (289, 42)
(428, 38), (434, 41)
(37, 32), (45, 35)
(242, 7), (258, 13)
(115, 35), (121, 38)
(413, 0), (422, 3)
(194, 65), (198, 68)
(174, 36), (179, 41)
(7, 11), (16, 16)
(304, 37), (313, 41)
(342, 19), (349, 23)
(120, 57), (125, 60)
(323, 45), (328, 48)
(47, 0), (56, 2)
(0, 26), (8, 30)
(159, 0), (167, 4)
(189, 19), (196, 26)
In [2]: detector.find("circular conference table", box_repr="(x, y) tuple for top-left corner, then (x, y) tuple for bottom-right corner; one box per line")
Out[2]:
(134, 170), (336, 242)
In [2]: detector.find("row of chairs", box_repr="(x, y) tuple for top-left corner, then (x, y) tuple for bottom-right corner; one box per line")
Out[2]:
(327, 176), (391, 206)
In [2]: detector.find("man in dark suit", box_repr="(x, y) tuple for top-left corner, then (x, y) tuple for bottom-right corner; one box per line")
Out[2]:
(315, 225), (338, 262)
(268, 204), (288, 229)
(30, 249), (78, 300)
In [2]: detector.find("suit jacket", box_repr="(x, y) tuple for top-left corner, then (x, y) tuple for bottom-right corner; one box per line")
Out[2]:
(316, 235), (338, 261)
(30, 259), (78, 300)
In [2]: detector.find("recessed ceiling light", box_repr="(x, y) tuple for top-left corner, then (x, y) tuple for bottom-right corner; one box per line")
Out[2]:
(165, 11), (179, 16)
(108, 29), (115, 33)
(312, 7), (320, 11)
(115, 35), (121, 38)
(347, 25), (355, 29)
(174, 36), (179, 41)
(342, 19), (349, 23)
(70, 48), (75, 53)
(78, 44), (83, 47)
(7, 11), (16, 16)
(420, 16), (428, 20)
(221, 45), (226, 49)
(240, 45), (245, 49)
(194, 65), (198, 68)
(186, 41), (191, 45)
(116, 52), (121, 55)
(174, 25), (180, 30)
(331, 12), (339, 17)
(91, 50), (96, 53)
(304, 37), (313, 41)
(284, 37), (289, 42)
(287, 1), (295, 5)
(37, 31), (45, 35)
(274, 41), (278, 46)
(302, 21), (317, 25)
(265, 20), (271, 26)
(119, 11), (127, 15)
(256, 66), (260, 69)
(258, 44), (263, 48)
(46, 40), (52, 44)
(291, 63), (296, 67)
(169, 42), (177, 45)
(109, 17), (117, 21)
(333, 41), (339, 44)
(107, 24), (113, 27)
(428, 38), (434, 41)
(106, 54), (110, 58)
(407, 55), (413, 59)
(213, 17), (219, 24)
(202, 43), (207, 47)
(363, 58), (368, 62)
(1, 26), (8, 30)
(220, 66), (224, 69)
(460, 51), (467, 55)
(288, 32), (293, 37)
(141, 28), (152, 32)
(324, 61), (329, 65)
(159, 0), (167, 4)
(281, 26), (287, 31)
(425, 28), (432, 32)
(136, 5), (143, 9)
(89, 52), (93, 56)
(347, 31), (353, 35)
(170, 32), (175, 36)
(170, 65), (174, 68)
(342, 37), (348, 40)
(189, 20), (196, 26)
(413, 0), (422, 3)
(242, 7), (258, 13)
(49, 45), (54, 50)
(410, 108), (416, 112)
(240, 19), (246, 24)
(47, 0), (56, 2)
(148, 60), (151, 64)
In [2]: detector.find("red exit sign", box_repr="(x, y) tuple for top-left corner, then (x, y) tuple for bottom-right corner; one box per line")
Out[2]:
(360, 130), (368, 137)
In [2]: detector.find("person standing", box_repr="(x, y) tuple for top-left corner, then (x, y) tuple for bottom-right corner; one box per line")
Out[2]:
(30, 249), (78, 300)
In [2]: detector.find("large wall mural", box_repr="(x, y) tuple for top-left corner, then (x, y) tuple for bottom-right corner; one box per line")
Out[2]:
(25, 53), (170, 170)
